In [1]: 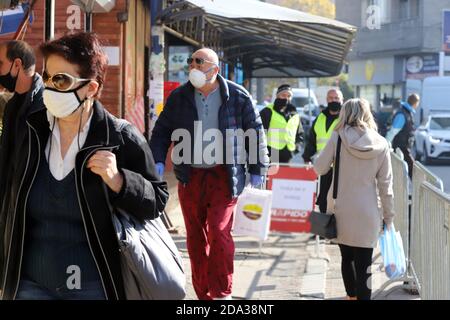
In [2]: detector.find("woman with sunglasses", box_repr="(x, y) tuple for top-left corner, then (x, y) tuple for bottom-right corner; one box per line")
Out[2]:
(0, 32), (169, 300)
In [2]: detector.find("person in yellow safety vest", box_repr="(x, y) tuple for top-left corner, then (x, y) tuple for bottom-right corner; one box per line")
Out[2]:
(260, 84), (304, 163)
(303, 88), (343, 213)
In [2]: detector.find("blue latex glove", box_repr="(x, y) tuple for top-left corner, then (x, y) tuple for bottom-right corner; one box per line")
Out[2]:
(155, 162), (165, 178)
(250, 174), (265, 188)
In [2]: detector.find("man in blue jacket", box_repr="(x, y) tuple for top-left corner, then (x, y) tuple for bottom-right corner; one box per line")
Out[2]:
(386, 93), (420, 179)
(150, 48), (269, 300)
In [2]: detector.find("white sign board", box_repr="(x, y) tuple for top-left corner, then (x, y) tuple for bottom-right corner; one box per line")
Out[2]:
(271, 179), (316, 211)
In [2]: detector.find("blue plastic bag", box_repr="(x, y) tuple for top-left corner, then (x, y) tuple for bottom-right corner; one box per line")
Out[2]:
(378, 224), (406, 279)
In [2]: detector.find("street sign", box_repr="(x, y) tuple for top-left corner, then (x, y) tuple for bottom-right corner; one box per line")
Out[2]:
(267, 164), (317, 233)
(405, 54), (439, 80)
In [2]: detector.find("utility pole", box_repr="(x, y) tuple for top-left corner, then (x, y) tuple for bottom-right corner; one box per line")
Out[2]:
(149, 0), (165, 138)
(45, 0), (55, 40)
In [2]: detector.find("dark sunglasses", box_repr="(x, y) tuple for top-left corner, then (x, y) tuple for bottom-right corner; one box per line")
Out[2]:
(187, 57), (217, 66)
(42, 70), (92, 92)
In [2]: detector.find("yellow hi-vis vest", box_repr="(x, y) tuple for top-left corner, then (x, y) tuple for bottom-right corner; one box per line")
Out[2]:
(266, 103), (300, 151)
(314, 113), (339, 152)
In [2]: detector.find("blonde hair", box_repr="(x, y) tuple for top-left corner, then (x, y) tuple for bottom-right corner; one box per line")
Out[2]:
(335, 98), (378, 131)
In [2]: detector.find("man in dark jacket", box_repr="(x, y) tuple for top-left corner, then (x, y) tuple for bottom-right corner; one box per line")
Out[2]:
(0, 41), (44, 283)
(260, 84), (303, 163)
(150, 48), (269, 300)
(386, 93), (420, 179)
(303, 88), (343, 213)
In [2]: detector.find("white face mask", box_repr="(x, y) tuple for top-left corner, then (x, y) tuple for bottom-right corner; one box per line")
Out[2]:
(43, 88), (86, 118)
(189, 67), (215, 89)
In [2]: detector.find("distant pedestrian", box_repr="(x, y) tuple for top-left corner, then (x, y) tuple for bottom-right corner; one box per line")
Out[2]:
(260, 84), (303, 163)
(385, 93), (420, 179)
(314, 98), (395, 300)
(303, 88), (343, 213)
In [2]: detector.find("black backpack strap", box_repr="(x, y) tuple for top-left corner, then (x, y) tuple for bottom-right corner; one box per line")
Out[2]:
(332, 135), (342, 199)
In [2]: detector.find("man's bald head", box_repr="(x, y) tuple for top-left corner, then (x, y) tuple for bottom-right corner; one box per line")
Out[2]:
(188, 47), (221, 90)
(193, 48), (219, 65)
(327, 88), (344, 104)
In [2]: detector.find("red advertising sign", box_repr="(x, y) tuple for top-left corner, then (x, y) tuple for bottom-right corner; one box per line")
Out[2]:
(164, 81), (180, 103)
(267, 164), (318, 233)
(162, 81), (180, 172)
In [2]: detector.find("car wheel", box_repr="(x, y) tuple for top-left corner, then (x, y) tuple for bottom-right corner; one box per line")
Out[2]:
(420, 142), (431, 165)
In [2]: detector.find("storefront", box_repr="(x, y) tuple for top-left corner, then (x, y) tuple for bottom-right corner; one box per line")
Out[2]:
(0, 0), (152, 135)
(349, 56), (404, 111)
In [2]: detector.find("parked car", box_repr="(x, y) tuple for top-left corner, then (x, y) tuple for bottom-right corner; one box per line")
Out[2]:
(271, 88), (319, 112)
(414, 113), (450, 164)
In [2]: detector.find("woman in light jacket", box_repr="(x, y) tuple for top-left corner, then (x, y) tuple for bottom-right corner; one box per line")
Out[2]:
(314, 98), (394, 300)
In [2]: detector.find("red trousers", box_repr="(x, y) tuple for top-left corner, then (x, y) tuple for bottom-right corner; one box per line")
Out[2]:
(178, 165), (237, 300)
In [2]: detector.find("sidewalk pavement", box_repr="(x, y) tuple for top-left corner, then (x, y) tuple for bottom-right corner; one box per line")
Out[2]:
(163, 171), (421, 301)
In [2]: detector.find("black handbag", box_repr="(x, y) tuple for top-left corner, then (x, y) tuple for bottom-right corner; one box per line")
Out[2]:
(309, 136), (341, 239)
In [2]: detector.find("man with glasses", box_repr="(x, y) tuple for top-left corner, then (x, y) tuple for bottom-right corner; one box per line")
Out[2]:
(150, 48), (269, 300)
(0, 40), (44, 286)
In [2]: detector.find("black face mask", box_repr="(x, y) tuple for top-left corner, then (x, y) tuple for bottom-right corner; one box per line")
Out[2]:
(274, 98), (288, 112)
(328, 101), (341, 113)
(0, 62), (18, 92)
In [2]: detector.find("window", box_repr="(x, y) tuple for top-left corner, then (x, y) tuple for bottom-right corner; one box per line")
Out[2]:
(362, 0), (391, 26)
(399, 0), (419, 20)
(168, 46), (193, 83)
(399, 0), (408, 19)
(380, 84), (394, 108)
(430, 117), (450, 130)
(410, 0), (419, 18)
(359, 85), (377, 110)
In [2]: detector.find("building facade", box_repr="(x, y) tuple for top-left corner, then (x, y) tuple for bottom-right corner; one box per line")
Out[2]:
(336, 0), (450, 111)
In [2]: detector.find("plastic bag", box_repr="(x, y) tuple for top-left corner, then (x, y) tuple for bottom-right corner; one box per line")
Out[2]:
(233, 187), (273, 241)
(378, 224), (406, 279)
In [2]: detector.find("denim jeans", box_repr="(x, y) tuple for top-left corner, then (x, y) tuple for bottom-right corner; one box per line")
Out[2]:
(16, 279), (106, 300)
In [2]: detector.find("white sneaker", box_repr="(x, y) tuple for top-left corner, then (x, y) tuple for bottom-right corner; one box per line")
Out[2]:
(213, 295), (232, 300)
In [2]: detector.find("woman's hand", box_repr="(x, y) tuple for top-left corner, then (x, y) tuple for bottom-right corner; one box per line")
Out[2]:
(87, 150), (124, 193)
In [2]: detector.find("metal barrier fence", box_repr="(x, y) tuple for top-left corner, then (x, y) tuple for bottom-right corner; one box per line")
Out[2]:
(414, 182), (450, 299)
(376, 151), (448, 299)
(390, 150), (410, 260)
(409, 161), (444, 295)
(373, 150), (414, 298)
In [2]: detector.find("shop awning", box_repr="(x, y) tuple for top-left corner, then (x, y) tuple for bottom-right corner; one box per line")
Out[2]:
(160, 0), (356, 78)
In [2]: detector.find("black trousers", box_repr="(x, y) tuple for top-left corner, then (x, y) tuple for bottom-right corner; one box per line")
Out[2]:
(338, 244), (374, 300)
(317, 169), (333, 213)
(268, 146), (294, 163)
